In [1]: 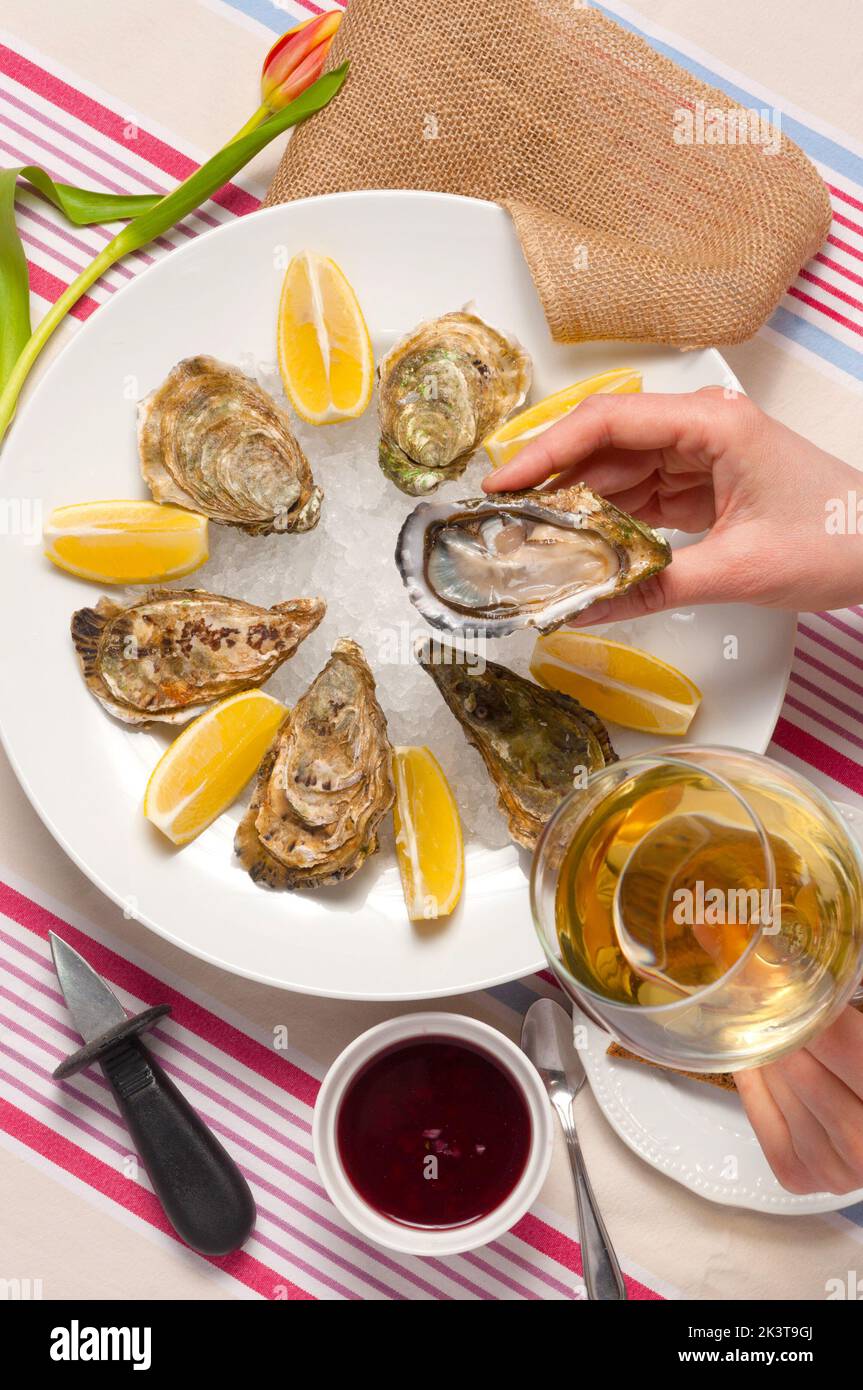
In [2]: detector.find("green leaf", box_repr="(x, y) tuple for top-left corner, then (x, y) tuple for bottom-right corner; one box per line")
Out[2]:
(113, 64), (349, 257)
(14, 167), (161, 225)
(0, 169), (32, 387)
(0, 63), (349, 445)
(0, 165), (162, 384)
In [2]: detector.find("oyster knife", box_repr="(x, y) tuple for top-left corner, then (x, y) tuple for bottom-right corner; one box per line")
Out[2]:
(49, 931), (255, 1256)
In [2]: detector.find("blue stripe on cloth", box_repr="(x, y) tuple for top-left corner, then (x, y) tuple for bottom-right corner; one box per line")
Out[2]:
(839, 1199), (863, 1225)
(593, 3), (863, 187)
(484, 978), (545, 1015)
(768, 306), (863, 381)
(215, 0), (326, 34)
(220, 0), (863, 187)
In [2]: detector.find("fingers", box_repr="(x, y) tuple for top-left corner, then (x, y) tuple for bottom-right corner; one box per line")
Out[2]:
(762, 1064), (862, 1195)
(778, 1047), (863, 1181)
(806, 1005), (863, 1101)
(735, 1069), (815, 1194)
(482, 389), (744, 494)
(564, 532), (736, 627)
(736, 1029), (863, 1197)
(542, 446), (664, 499)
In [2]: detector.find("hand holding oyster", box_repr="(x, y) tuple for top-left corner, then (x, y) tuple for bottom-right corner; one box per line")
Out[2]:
(138, 356), (322, 535)
(72, 588), (325, 725)
(377, 310), (531, 496)
(397, 484), (671, 635)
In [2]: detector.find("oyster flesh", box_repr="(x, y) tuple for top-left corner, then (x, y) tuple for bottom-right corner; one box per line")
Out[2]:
(72, 588), (325, 725)
(397, 484), (671, 636)
(416, 639), (617, 849)
(138, 356), (322, 535)
(235, 638), (394, 890)
(377, 310), (531, 496)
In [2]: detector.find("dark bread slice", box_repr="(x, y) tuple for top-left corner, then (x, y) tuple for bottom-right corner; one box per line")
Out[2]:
(606, 1042), (736, 1090)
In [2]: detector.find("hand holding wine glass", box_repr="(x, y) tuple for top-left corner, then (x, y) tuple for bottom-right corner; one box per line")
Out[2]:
(503, 387), (863, 1195)
(736, 1008), (863, 1196)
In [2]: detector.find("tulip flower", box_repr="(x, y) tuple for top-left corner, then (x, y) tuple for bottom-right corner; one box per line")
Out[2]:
(230, 13), (342, 143)
(0, 24), (348, 447)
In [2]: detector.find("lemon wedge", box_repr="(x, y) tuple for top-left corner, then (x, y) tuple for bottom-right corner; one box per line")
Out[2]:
(483, 367), (641, 467)
(44, 500), (208, 584)
(392, 746), (464, 921)
(530, 632), (702, 736)
(144, 690), (287, 846)
(277, 251), (373, 424)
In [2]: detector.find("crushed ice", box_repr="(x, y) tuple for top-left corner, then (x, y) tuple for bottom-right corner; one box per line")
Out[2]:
(196, 371), (541, 852)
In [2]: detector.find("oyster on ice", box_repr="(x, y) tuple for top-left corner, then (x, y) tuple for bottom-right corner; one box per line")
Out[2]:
(416, 639), (617, 850)
(138, 356), (322, 535)
(72, 588), (325, 725)
(397, 484), (671, 636)
(377, 310), (531, 496)
(235, 638), (394, 890)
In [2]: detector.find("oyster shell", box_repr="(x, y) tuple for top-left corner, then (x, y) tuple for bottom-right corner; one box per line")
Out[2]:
(377, 311), (531, 496)
(416, 639), (617, 849)
(397, 484), (671, 636)
(235, 638), (394, 890)
(72, 588), (325, 725)
(138, 356), (322, 535)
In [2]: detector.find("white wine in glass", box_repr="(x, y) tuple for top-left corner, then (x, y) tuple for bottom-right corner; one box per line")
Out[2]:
(531, 747), (863, 1072)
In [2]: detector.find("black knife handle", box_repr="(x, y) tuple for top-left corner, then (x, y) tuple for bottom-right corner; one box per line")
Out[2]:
(100, 1035), (256, 1256)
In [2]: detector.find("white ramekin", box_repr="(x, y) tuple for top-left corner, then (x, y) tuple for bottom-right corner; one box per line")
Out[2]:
(312, 1011), (554, 1257)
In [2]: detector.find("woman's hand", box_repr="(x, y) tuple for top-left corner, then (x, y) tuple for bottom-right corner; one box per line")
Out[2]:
(735, 1007), (863, 1195)
(482, 388), (863, 624)
(485, 386), (863, 1193)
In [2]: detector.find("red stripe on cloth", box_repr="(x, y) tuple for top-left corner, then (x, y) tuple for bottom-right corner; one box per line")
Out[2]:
(0, 44), (259, 217)
(790, 668), (863, 731)
(828, 183), (863, 214)
(0, 880), (321, 1107)
(787, 285), (863, 337)
(771, 717), (863, 795)
(814, 251), (863, 290)
(27, 260), (98, 318)
(828, 234), (863, 265)
(820, 610), (863, 644)
(798, 619), (863, 675)
(784, 692), (863, 755)
(833, 209), (863, 239)
(799, 267), (863, 314)
(0, 1095), (313, 1299)
(512, 1212), (662, 1300)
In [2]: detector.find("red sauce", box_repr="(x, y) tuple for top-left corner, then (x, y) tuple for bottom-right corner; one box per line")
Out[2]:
(336, 1036), (532, 1229)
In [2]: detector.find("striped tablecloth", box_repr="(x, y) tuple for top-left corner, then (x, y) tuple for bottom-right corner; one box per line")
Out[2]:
(1, 0), (862, 1301)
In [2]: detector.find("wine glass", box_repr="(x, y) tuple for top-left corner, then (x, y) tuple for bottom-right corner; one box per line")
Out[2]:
(531, 746), (863, 1072)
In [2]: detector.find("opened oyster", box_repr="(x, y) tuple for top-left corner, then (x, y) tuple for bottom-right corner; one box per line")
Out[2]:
(377, 310), (531, 496)
(138, 356), (322, 535)
(72, 588), (325, 725)
(416, 639), (617, 849)
(397, 484), (671, 636)
(235, 638), (394, 890)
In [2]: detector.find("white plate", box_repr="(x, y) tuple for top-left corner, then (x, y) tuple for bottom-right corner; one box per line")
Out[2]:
(0, 191), (795, 999)
(578, 1010), (863, 1214)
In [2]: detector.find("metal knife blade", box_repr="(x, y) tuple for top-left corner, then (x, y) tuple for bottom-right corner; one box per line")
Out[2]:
(49, 931), (128, 1043)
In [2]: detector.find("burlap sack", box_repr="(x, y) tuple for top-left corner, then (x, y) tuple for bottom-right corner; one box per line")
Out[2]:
(265, 0), (831, 348)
